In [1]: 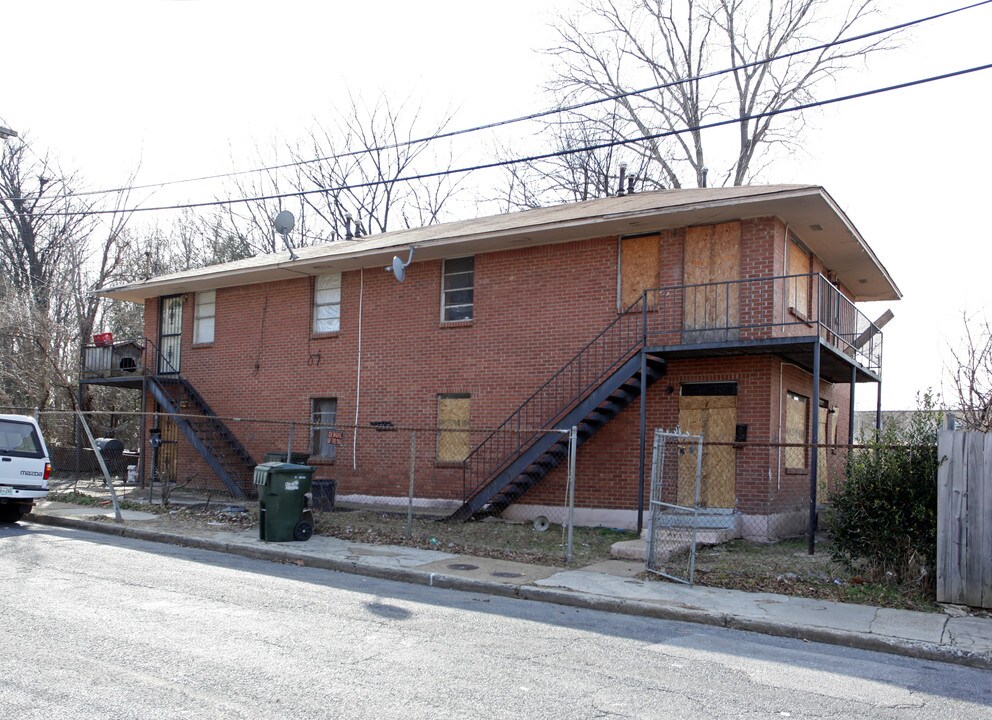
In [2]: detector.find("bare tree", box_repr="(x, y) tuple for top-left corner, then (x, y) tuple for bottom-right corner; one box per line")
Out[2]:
(290, 93), (462, 238)
(493, 111), (660, 211)
(0, 137), (138, 414)
(212, 95), (462, 255)
(946, 312), (992, 432)
(543, 0), (894, 192)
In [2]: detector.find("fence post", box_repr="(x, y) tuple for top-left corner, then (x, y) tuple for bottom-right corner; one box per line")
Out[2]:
(565, 426), (577, 565)
(405, 430), (416, 539)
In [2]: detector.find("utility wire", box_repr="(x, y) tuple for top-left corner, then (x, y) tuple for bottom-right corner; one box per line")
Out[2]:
(6, 0), (990, 204)
(26, 61), (992, 219)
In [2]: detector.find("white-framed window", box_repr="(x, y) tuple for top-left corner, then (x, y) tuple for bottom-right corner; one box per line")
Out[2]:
(441, 257), (474, 322)
(310, 397), (338, 460)
(437, 393), (470, 463)
(193, 290), (216, 344)
(313, 272), (342, 334)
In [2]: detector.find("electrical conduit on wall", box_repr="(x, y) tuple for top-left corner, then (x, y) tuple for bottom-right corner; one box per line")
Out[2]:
(353, 268), (364, 470)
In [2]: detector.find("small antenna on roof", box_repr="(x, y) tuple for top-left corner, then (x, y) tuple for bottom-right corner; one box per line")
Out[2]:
(273, 210), (298, 261)
(385, 247), (415, 283)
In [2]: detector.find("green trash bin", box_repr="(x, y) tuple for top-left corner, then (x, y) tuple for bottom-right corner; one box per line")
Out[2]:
(254, 462), (315, 542)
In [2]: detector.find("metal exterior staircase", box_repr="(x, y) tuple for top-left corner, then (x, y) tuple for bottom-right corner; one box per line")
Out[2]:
(147, 375), (257, 499)
(450, 296), (663, 521)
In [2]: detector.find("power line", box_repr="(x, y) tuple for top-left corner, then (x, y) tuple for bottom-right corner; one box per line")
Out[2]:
(6, 0), (990, 205)
(25, 61), (992, 219)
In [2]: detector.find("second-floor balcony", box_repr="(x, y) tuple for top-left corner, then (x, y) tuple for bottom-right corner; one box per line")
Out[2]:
(641, 272), (882, 382)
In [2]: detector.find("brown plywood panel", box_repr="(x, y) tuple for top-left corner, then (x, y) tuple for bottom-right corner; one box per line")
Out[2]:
(683, 223), (741, 337)
(677, 395), (737, 508)
(788, 239), (811, 318)
(437, 396), (470, 462)
(620, 235), (661, 308)
(683, 226), (713, 286)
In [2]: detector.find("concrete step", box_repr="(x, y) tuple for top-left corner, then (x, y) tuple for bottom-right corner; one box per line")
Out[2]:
(610, 526), (739, 562)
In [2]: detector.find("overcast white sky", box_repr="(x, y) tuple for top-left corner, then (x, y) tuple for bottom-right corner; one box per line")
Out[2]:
(3, 0), (990, 411)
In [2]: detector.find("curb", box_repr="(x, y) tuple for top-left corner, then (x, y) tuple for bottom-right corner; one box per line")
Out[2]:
(25, 513), (992, 671)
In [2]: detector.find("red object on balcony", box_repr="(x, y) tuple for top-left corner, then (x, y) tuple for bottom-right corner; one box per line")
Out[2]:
(93, 332), (114, 347)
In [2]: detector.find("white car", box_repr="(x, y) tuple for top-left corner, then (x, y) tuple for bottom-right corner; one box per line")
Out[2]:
(0, 414), (51, 523)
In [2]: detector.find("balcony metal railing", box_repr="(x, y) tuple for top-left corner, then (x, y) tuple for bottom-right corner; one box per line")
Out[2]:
(643, 273), (882, 374)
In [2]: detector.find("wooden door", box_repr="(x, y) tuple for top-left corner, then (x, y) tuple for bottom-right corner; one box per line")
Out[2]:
(156, 411), (179, 484)
(619, 235), (661, 310)
(677, 395), (737, 508)
(683, 222), (741, 341)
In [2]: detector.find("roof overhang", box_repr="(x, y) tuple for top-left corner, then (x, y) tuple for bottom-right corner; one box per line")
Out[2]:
(98, 184), (900, 304)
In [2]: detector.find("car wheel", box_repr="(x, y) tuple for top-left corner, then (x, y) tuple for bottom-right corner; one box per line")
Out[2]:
(0, 506), (24, 524)
(293, 520), (313, 542)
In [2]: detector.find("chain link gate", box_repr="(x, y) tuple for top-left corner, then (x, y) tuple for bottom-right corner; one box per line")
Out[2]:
(647, 430), (703, 585)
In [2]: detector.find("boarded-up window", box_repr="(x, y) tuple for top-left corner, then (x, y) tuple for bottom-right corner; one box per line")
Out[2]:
(785, 391), (809, 469)
(193, 290), (216, 344)
(683, 222), (741, 340)
(442, 257), (474, 322)
(437, 394), (470, 462)
(787, 236), (811, 320)
(310, 398), (338, 460)
(619, 235), (660, 309)
(313, 273), (342, 334)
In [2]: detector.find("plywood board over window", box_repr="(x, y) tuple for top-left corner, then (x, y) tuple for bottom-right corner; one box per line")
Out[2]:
(619, 235), (660, 309)
(437, 394), (471, 463)
(785, 391), (809, 470)
(683, 222), (741, 341)
(787, 236), (812, 320)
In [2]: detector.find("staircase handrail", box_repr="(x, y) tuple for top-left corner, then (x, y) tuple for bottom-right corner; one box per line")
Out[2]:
(462, 295), (646, 500)
(142, 336), (180, 375)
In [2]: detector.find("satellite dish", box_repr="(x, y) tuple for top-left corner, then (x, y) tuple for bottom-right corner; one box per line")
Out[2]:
(273, 211), (298, 260)
(273, 210), (295, 235)
(385, 247), (415, 283)
(391, 255), (406, 282)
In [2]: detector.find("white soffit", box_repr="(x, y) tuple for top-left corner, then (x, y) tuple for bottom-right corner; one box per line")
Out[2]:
(98, 185), (899, 303)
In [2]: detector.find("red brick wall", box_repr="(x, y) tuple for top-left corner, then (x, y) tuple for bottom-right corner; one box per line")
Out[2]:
(141, 216), (857, 517)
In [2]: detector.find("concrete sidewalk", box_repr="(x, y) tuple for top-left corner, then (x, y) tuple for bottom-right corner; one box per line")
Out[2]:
(24, 501), (992, 670)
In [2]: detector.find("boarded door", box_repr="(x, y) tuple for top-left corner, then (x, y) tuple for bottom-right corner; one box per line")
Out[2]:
(677, 393), (737, 508)
(683, 222), (741, 341)
(156, 411), (179, 484)
(158, 295), (183, 374)
(619, 235), (660, 310)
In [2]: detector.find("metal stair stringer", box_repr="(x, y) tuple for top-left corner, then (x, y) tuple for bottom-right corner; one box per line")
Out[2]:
(450, 353), (665, 521)
(147, 376), (256, 499)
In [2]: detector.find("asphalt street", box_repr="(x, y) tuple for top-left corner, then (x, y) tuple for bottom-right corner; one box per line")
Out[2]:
(2, 522), (990, 719)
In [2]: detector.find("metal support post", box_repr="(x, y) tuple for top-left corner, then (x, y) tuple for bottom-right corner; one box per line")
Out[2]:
(875, 381), (883, 441)
(636, 290), (648, 535)
(808, 340), (821, 555)
(848, 365), (857, 445)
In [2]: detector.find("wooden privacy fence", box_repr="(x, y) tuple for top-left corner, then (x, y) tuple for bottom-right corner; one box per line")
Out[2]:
(937, 431), (992, 608)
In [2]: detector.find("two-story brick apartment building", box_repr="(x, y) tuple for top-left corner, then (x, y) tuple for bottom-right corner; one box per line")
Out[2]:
(87, 184), (899, 538)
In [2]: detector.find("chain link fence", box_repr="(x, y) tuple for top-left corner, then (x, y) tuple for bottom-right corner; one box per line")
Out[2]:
(644, 433), (916, 584)
(25, 407), (584, 564)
